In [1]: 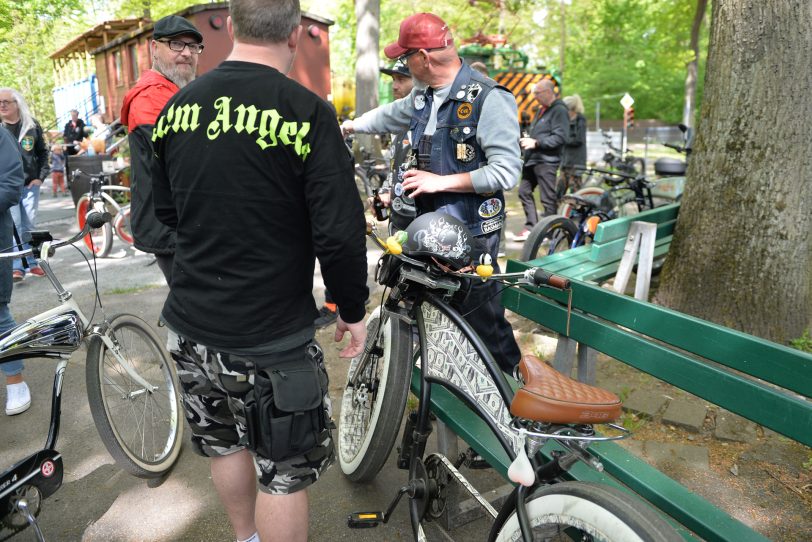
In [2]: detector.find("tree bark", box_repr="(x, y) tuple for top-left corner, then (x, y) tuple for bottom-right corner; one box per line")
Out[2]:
(681, 0), (707, 128)
(656, 0), (812, 344)
(354, 0), (379, 116)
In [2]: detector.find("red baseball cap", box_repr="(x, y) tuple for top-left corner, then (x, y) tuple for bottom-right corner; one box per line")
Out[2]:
(383, 13), (454, 59)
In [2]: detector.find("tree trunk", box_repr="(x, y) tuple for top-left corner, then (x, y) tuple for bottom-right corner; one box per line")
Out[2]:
(354, 0), (379, 116)
(681, 0), (707, 128)
(656, 0), (812, 344)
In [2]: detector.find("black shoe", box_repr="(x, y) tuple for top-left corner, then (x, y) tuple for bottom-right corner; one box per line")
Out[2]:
(314, 305), (338, 329)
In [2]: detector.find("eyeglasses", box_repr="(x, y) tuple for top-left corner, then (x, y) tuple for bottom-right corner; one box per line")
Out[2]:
(0, 100), (15, 107)
(157, 39), (204, 54)
(398, 46), (447, 64)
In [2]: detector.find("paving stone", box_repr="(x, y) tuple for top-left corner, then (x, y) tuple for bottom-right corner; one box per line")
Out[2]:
(662, 400), (707, 433)
(622, 390), (669, 417)
(642, 442), (710, 471)
(715, 411), (758, 443)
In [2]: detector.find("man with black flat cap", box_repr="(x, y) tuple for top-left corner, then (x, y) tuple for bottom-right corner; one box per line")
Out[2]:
(121, 15), (203, 283)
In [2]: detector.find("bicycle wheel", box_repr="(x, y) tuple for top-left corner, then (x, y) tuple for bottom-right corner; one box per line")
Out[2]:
(520, 215), (578, 262)
(75, 195), (113, 257)
(355, 169), (373, 199)
(114, 206), (134, 245)
(338, 306), (412, 482)
(86, 313), (183, 478)
(495, 481), (682, 542)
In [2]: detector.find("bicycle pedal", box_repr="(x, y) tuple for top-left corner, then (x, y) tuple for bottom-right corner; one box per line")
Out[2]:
(347, 511), (383, 528)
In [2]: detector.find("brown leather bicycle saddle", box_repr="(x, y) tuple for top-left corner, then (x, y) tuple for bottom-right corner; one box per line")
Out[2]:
(510, 355), (622, 424)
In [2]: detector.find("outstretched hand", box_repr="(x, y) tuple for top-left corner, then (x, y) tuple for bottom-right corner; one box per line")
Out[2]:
(335, 316), (366, 358)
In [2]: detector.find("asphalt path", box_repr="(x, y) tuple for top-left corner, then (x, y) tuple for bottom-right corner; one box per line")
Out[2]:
(1, 194), (509, 541)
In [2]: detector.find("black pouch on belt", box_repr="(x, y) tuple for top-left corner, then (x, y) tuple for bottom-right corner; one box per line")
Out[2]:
(243, 343), (327, 461)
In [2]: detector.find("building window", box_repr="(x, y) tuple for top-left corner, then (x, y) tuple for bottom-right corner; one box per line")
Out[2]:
(129, 44), (139, 82)
(114, 49), (123, 86)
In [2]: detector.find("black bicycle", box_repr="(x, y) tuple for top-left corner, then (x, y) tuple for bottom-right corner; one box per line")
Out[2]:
(338, 212), (682, 541)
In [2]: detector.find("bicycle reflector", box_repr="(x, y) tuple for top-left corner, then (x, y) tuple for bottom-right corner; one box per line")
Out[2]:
(586, 216), (601, 234)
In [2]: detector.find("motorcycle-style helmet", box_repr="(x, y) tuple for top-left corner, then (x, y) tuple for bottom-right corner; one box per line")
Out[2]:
(402, 212), (475, 270)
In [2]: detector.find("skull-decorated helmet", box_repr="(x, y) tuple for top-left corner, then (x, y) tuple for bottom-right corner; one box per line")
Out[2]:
(402, 212), (475, 270)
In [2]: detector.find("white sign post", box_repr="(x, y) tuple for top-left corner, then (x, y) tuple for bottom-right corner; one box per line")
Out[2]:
(620, 93), (634, 155)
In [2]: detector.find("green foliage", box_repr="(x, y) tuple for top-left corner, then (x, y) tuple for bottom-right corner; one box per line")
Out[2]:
(803, 454), (812, 471)
(326, 0), (708, 123)
(789, 330), (812, 353)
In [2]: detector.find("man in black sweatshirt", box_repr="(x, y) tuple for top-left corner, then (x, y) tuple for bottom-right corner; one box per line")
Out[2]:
(151, 1), (368, 540)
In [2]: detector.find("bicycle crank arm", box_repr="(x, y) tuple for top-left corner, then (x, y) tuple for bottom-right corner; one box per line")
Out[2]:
(347, 483), (412, 529)
(426, 453), (498, 519)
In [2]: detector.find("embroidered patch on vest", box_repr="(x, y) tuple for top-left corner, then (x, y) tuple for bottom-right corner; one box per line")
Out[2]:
(456, 143), (475, 163)
(466, 83), (483, 102)
(478, 198), (503, 218)
(456, 103), (472, 120)
(414, 94), (426, 111)
(481, 216), (505, 234)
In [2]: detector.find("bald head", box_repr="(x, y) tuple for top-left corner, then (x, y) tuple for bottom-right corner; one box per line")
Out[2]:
(533, 79), (556, 107)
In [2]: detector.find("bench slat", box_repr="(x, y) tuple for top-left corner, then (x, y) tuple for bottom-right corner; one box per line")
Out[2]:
(592, 203), (680, 243)
(504, 267), (812, 398)
(502, 284), (812, 447)
(589, 222), (675, 264)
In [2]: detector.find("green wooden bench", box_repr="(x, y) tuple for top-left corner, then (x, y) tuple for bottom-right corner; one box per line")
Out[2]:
(493, 261), (812, 541)
(533, 202), (679, 283)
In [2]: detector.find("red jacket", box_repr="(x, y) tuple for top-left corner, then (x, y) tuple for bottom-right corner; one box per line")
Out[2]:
(120, 69), (179, 131)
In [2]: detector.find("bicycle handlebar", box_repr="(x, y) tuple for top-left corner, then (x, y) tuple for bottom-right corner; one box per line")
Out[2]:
(529, 268), (571, 290)
(0, 210), (112, 260)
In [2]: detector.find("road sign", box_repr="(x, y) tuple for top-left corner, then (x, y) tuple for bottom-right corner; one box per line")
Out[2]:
(620, 93), (634, 110)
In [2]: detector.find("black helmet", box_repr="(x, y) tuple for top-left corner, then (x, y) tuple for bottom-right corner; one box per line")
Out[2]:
(402, 212), (475, 270)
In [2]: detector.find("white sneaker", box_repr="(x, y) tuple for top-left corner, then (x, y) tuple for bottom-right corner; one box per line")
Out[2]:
(5, 382), (31, 415)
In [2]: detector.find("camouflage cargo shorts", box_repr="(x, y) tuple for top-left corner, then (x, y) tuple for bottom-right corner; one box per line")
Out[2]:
(166, 330), (335, 495)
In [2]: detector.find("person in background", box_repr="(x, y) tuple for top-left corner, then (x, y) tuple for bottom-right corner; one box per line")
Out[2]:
(63, 109), (84, 156)
(560, 94), (587, 194)
(120, 14), (203, 283)
(0, 88), (49, 281)
(50, 143), (67, 197)
(0, 123), (27, 414)
(514, 79), (568, 240)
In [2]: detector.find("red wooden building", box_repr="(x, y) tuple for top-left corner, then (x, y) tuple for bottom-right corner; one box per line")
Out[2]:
(51, 2), (333, 124)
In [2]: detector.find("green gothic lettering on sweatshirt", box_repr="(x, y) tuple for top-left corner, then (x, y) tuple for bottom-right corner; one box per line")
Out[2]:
(153, 97), (311, 159)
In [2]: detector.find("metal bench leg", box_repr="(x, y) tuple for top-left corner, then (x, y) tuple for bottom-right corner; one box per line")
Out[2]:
(576, 341), (597, 385)
(614, 221), (657, 300)
(553, 335), (578, 377)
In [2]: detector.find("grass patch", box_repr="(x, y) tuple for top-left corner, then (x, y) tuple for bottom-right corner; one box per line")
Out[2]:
(104, 284), (161, 296)
(790, 329), (812, 353)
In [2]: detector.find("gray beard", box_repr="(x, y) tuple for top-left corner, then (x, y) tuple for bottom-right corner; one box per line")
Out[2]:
(153, 57), (195, 88)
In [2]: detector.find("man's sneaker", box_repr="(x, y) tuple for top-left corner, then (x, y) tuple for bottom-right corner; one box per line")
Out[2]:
(12, 270), (24, 282)
(5, 382), (31, 415)
(314, 304), (338, 329)
(29, 266), (46, 277)
(512, 229), (531, 242)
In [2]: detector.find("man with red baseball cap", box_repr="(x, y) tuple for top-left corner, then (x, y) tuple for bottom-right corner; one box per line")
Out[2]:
(343, 12), (523, 373)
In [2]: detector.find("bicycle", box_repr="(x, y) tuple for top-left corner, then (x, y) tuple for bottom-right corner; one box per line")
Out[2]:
(346, 135), (389, 198)
(0, 211), (183, 540)
(338, 212), (681, 541)
(72, 169), (133, 258)
(599, 129), (646, 176)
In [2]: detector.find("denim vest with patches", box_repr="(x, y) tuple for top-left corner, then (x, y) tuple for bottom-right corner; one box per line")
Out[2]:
(409, 63), (507, 237)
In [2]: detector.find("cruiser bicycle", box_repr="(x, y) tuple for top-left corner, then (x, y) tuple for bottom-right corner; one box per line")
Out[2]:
(338, 212), (681, 541)
(73, 169), (133, 258)
(0, 211), (183, 541)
